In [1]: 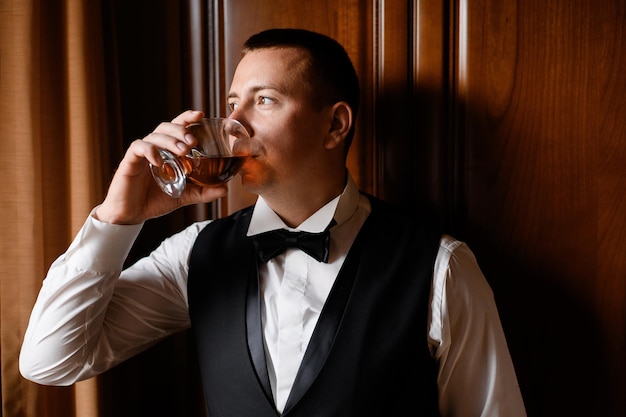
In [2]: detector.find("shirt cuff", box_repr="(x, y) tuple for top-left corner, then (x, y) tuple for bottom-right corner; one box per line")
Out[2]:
(64, 208), (144, 273)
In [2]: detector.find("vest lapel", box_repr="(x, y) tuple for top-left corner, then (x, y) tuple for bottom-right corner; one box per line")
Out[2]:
(282, 214), (371, 415)
(246, 258), (274, 402)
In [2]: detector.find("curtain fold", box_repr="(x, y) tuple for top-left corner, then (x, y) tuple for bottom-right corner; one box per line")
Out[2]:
(0, 0), (119, 416)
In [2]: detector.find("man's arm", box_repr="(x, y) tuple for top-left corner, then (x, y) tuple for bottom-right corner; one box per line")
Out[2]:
(20, 109), (226, 385)
(19, 213), (204, 385)
(430, 236), (527, 417)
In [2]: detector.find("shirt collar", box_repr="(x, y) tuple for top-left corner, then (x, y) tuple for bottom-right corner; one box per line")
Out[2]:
(247, 173), (361, 236)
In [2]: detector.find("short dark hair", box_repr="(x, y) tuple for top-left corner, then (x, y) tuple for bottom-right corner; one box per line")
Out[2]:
(243, 28), (360, 151)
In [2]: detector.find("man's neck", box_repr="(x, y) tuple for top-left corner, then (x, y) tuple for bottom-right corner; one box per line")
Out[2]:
(261, 177), (347, 228)
(265, 192), (341, 228)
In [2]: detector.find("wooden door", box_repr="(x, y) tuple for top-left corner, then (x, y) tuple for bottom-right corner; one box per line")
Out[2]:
(455, 1), (625, 415)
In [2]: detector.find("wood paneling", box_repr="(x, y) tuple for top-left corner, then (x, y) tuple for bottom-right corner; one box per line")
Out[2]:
(455, 0), (626, 415)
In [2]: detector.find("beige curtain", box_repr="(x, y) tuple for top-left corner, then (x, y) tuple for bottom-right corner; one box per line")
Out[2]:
(0, 1), (119, 416)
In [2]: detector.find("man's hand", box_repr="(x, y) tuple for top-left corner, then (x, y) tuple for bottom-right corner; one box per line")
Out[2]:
(95, 110), (228, 224)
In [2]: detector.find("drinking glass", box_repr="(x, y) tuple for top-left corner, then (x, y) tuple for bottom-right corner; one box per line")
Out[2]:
(150, 117), (253, 198)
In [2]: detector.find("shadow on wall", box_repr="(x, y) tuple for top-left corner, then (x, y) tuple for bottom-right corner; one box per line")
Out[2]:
(475, 237), (611, 417)
(407, 85), (614, 416)
(453, 95), (614, 416)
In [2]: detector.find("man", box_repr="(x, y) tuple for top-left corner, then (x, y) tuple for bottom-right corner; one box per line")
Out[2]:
(20, 29), (526, 416)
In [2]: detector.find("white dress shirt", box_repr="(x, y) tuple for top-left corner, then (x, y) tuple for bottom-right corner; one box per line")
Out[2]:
(20, 175), (526, 416)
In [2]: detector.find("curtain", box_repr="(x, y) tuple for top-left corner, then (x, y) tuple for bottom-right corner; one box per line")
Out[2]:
(0, 0), (120, 415)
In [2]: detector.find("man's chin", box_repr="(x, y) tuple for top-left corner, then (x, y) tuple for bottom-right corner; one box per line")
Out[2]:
(239, 173), (261, 194)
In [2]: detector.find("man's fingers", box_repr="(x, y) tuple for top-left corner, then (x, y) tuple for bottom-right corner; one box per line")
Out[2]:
(171, 109), (205, 125)
(122, 139), (165, 168)
(180, 183), (229, 205)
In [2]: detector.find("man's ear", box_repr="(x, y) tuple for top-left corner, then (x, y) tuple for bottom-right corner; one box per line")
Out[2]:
(325, 102), (353, 149)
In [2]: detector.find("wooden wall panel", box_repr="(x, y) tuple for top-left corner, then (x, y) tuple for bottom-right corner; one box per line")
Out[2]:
(455, 0), (626, 415)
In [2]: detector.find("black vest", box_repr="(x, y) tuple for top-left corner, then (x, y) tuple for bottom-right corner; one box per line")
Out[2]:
(188, 196), (441, 416)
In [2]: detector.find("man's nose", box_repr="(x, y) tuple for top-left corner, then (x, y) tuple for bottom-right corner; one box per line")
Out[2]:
(228, 110), (253, 138)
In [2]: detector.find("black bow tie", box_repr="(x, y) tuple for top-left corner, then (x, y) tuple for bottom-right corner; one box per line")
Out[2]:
(252, 225), (333, 263)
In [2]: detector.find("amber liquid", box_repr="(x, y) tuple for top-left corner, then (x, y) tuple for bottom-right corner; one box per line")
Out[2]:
(179, 155), (248, 187)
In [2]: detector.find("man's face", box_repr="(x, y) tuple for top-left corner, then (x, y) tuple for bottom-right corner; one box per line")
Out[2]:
(227, 47), (333, 197)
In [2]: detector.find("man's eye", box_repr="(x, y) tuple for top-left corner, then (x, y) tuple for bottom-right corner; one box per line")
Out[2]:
(228, 102), (238, 111)
(258, 96), (275, 105)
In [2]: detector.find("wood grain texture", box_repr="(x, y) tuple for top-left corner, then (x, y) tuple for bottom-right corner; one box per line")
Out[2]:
(456, 0), (626, 415)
